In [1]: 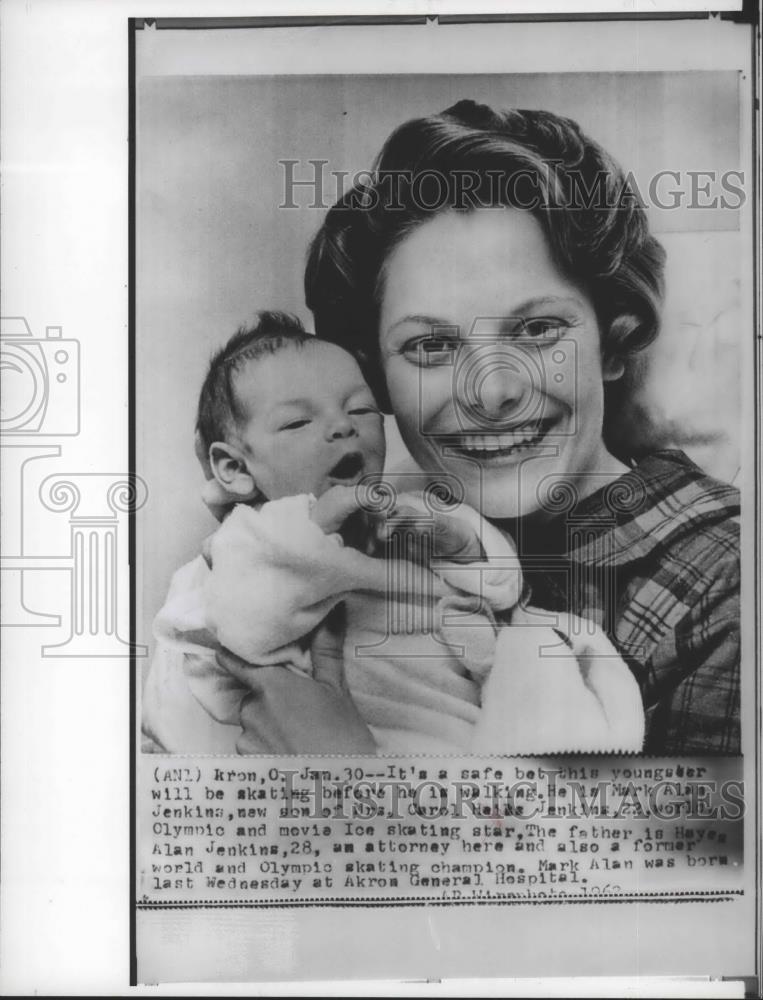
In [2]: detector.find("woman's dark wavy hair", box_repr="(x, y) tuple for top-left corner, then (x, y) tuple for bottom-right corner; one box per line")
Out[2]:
(305, 99), (666, 442)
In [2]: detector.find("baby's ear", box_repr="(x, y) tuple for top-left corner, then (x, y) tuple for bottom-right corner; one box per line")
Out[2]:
(208, 442), (260, 500)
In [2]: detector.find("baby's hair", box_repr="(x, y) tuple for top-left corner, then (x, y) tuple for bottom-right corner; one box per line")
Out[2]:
(196, 310), (312, 453)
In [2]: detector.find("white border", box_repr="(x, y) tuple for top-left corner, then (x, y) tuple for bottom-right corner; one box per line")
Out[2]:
(0, 1), (756, 995)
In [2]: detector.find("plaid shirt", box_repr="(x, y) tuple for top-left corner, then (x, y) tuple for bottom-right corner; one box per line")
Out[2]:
(507, 450), (740, 754)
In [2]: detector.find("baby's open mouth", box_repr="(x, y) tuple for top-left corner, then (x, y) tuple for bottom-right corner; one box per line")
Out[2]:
(329, 451), (365, 481)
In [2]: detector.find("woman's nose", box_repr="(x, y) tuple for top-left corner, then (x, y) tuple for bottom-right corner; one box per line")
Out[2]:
(326, 412), (356, 440)
(467, 356), (530, 419)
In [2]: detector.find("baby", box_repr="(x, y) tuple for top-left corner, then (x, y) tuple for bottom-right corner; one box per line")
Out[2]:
(142, 312), (645, 755)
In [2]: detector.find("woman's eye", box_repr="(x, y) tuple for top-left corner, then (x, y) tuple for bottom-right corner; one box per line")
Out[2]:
(517, 318), (568, 343)
(402, 338), (459, 366)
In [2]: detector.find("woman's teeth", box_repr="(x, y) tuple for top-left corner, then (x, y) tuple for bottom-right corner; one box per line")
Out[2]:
(455, 421), (552, 455)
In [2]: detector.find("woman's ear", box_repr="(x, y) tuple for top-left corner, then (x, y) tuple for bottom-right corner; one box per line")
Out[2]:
(602, 313), (641, 382)
(602, 353), (626, 382)
(208, 441), (259, 498)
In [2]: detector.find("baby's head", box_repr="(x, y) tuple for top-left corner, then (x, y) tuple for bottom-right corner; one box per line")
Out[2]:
(197, 311), (386, 504)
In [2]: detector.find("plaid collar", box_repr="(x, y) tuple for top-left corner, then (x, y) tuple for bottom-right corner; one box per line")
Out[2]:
(509, 450), (740, 568)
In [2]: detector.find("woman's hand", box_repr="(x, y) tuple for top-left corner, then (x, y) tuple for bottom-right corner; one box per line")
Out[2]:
(310, 486), (382, 555)
(381, 507), (486, 564)
(310, 485), (363, 534)
(472, 608), (645, 754)
(559, 612), (645, 751)
(310, 487), (486, 563)
(229, 606), (377, 754)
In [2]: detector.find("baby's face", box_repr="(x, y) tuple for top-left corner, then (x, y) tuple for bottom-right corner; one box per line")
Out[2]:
(234, 340), (386, 501)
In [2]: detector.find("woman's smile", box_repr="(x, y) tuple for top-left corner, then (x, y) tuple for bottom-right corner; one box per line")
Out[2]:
(447, 415), (564, 461)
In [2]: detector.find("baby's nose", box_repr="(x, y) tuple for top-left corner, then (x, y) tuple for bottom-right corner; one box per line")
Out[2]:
(327, 412), (355, 439)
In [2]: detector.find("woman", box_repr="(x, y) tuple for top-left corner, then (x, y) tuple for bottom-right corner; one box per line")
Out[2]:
(228, 99), (739, 755)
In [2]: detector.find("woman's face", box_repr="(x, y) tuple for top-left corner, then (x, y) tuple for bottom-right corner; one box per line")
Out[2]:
(378, 208), (626, 519)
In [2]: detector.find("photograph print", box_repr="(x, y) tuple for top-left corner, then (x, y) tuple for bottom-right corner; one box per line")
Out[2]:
(136, 64), (748, 759)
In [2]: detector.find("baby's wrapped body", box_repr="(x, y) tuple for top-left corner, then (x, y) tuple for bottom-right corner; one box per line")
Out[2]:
(148, 492), (645, 755)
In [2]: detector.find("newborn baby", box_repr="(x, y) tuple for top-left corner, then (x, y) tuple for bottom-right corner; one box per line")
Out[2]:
(143, 312), (644, 755)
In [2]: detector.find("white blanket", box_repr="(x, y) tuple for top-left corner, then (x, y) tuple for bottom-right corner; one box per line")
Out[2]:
(144, 495), (644, 754)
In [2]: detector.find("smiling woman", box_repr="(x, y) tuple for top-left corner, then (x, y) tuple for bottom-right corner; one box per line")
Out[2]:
(304, 99), (740, 754)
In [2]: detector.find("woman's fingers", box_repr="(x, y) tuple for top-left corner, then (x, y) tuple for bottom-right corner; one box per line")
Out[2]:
(310, 485), (362, 534)
(376, 506), (425, 564)
(309, 606), (377, 752)
(377, 510), (483, 565)
(217, 645), (267, 687)
(473, 625), (608, 754)
(556, 612), (645, 751)
(239, 662), (375, 754)
(235, 691), (279, 754)
(220, 607), (376, 754)
(236, 672), (312, 753)
(432, 513), (485, 560)
(310, 604), (348, 691)
(472, 618), (644, 754)
(504, 608), (645, 752)
(216, 647), (318, 751)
